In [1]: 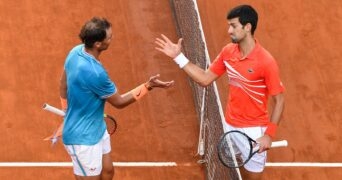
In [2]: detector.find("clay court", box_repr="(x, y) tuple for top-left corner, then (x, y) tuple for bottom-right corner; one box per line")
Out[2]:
(0, 0), (341, 179)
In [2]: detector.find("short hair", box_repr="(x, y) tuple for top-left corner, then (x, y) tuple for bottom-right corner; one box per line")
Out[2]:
(79, 17), (111, 48)
(227, 5), (258, 35)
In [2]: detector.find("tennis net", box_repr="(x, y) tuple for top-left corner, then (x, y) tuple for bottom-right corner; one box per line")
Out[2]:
(169, 0), (241, 179)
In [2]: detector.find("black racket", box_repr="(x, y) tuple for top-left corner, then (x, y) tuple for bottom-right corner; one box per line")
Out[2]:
(217, 130), (287, 168)
(104, 114), (117, 135)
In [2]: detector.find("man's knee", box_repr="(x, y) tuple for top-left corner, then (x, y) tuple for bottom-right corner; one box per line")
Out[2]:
(102, 164), (114, 176)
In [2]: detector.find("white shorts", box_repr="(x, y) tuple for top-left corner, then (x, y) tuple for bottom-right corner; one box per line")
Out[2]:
(64, 131), (111, 176)
(223, 123), (267, 173)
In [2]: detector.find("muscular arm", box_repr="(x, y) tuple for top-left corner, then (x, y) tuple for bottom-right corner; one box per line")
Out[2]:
(106, 74), (174, 109)
(106, 91), (136, 109)
(182, 63), (219, 86)
(155, 34), (219, 86)
(257, 93), (285, 152)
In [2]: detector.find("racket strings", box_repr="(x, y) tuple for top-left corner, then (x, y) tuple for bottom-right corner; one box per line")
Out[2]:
(218, 132), (253, 167)
(224, 140), (243, 166)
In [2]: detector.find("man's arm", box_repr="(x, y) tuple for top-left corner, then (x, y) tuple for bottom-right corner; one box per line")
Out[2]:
(60, 70), (67, 99)
(155, 34), (219, 86)
(182, 63), (218, 86)
(106, 91), (135, 109)
(257, 93), (285, 152)
(270, 93), (285, 126)
(59, 70), (68, 110)
(106, 74), (174, 109)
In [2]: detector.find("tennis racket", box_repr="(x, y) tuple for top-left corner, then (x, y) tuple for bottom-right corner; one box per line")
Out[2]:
(104, 113), (117, 135)
(217, 130), (288, 168)
(43, 103), (117, 136)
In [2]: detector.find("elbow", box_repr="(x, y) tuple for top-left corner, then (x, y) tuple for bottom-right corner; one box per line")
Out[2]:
(274, 93), (285, 107)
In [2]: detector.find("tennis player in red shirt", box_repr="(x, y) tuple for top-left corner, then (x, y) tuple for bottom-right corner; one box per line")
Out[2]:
(155, 4), (284, 180)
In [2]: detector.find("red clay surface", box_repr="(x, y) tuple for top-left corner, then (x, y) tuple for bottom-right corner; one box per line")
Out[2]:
(0, 0), (341, 180)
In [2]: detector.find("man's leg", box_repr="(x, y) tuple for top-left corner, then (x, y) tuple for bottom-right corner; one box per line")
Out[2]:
(74, 174), (101, 180)
(240, 167), (263, 180)
(240, 126), (267, 180)
(101, 152), (114, 180)
(64, 132), (109, 180)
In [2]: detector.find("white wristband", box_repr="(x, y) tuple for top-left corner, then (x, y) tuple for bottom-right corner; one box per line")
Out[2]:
(173, 53), (189, 68)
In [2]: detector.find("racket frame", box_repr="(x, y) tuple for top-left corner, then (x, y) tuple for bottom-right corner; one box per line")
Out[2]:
(217, 130), (288, 168)
(104, 113), (117, 135)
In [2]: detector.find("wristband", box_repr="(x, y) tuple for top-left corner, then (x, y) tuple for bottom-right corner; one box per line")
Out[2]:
(173, 53), (189, 68)
(265, 122), (277, 138)
(131, 83), (149, 100)
(60, 97), (67, 111)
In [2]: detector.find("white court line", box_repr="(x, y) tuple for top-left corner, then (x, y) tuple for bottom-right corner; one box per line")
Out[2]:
(266, 162), (342, 167)
(0, 162), (177, 167)
(0, 162), (341, 167)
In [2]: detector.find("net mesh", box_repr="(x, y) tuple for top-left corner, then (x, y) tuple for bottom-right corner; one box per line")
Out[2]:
(169, 0), (241, 179)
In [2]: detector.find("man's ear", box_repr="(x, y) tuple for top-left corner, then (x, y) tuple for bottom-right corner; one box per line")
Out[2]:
(93, 41), (101, 48)
(244, 23), (252, 33)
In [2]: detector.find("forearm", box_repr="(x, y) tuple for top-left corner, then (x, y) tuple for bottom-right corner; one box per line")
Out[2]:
(113, 92), (136, 109)
(107, 83), (151, 109)
(264, 93), (284, 138)
(183, 63), (213, 87)
(174, 53), (218, 86)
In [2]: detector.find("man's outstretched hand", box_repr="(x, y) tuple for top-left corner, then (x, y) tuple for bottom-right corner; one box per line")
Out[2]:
(155, 34), (183, 58)
(145, 74), (174, 89)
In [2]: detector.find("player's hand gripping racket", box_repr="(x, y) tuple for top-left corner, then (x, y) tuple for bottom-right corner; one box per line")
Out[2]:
(217, 130), (288, 168)
(42, 103), (117, 143)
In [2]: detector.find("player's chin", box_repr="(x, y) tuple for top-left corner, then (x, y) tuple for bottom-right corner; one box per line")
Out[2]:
(231, 38), (238, 44)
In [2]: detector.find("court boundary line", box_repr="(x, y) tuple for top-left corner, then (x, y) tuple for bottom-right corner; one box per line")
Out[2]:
(266, 162), (342, 167)
(0, 162), (177, 167)
(0, 162), (341, 167)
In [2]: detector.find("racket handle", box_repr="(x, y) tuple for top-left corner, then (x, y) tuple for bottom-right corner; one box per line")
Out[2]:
(271, 140), (288, 148)
(43, 103), (65, 117)
(198, 140), (205, 156)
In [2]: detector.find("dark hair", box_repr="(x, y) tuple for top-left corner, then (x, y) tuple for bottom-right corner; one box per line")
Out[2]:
(227, 5), (258, 35)
(79, 17), (111, 48)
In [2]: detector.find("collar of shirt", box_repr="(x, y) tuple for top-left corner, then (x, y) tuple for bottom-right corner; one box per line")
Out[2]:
(79, 45), (102, 65)
(230, 39), (261, 62)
